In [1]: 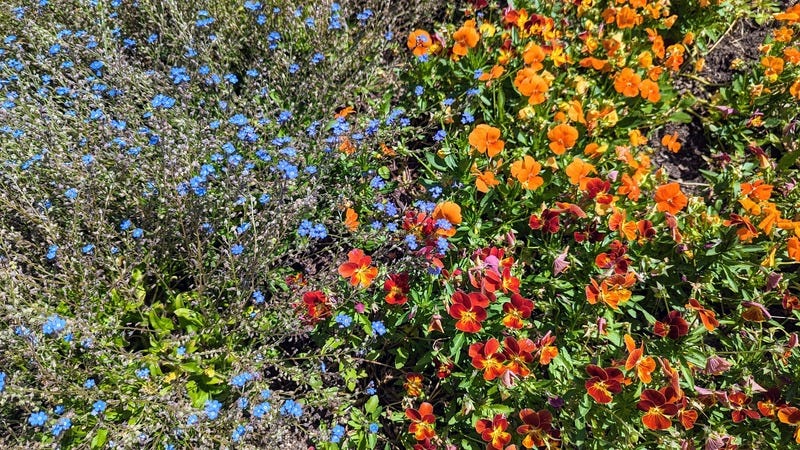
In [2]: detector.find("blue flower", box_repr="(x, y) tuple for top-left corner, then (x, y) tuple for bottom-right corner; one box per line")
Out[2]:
(0, 372), (5, 393)
(461, 111), (475, 124)
(84, 378), (96, 389)
(252, 402), (271, 418)
(231, 244), (244, 256)
(54, 405), (64, 415)
(428, 186), (443, 198)
(28, 411), (47, 427)
(279, 399), (303, 418)
(372, 321), (387, 336)
(120, 219), (132, 231)
(186, 414), (199, 426)
(51, 417), (71, 437)
(414, 85), (424, 96)
(370, 176), (386, 189)
(177, 346), (186, 356)
(232, 425), (247, 442)
(260, 389), (272, 399)
(46, 244), (58, 260)
(204, 399), (222, 420)
(91, 400), (107, 416)
(404, 234), (418, 250)
(331, 424), (345, 443)
(230, 372), (254, 388)
(369, 423), (379, 433)
(81, 244), (94, 254)
(436, 237), (449, 254)
(433, 130), (447, 142)
(64, 188), (78, 199)
(42, 314), (66, 335)
(237, 397), (249, 409)
(135, 367), (150, 379)
(335, 313), (352, 328)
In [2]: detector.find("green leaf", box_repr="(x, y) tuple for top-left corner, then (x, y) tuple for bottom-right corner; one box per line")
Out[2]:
(669, 111), (693, 124)
(364, 395), (380, 414)
(91, 429), (108, 449)
(395, 347), (408, 369)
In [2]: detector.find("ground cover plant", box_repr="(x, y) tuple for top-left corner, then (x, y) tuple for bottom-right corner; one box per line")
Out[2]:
(1, 0), (799, 449)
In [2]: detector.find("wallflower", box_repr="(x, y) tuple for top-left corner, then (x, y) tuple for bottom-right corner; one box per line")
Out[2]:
(654, 182), (688, 215)
(510, 156), (544, 190)
(469, 124), (505, 157)
(405, 402), (436, 440)
(547, 123), (578, 155)
(338, 249), (378, 288)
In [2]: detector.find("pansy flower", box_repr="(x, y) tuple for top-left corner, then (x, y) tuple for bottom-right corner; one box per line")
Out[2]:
(405, 402), (436, 441)
(448, 290), (489, 333)
(338, 249), (378, 288)
(384, 273), (410, 305)
(637, 388), (679, 430)
(585, 364), (626, 404)
(469, 338), (507, 381)
(475, 414), (512, 450)
(517, 409), (559, 449)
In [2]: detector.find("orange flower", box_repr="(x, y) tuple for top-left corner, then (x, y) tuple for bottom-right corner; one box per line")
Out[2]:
(338, 249), (378, 288)
(741, 179), (773, 201)
(478, 64), (505, 85)
(405, 402), (436, 440)
(339, 136), (356, 155)
(407, 29), (432, 57)
(403, 373), (424, 397)
(723, 214), (759, 242)
(510, 156), (544, 190)
(614, 68), (641, 97)
(384, 273), (410, 305)
(792, 80), (800, 99)
(639, 78), (661, 102)
(616, 6), (642, 29)
(618, 173), (642, 201)
(344, 207), (359, 231)
(629, 129), (648, 146)
(547, 123), (579, 155)
(580, 57), (611, 71)
(469, 338), (507, 381)
(778, 406), (800, 444)
(517, 409), (559, 449)
(585, 365), (625, 404)
(685, 298), (719, 332)
(624, 334), (656, 384)
(514, 68), (549, 105)
(637, 388), (679, 430)
(432, 201), (462, 225)
(474, 168), (500, 193)
(448, 290), (489, 333)
(789, 236), (800, 261)
(469, 124), (505, 157)
(661, 132), (681, 153)
(502, 293), (534, 329)
(452, 20), (480, 57)
(475, 414), (512, 450)
(761, 56), (785, 78)
(503, 336), (535, 378)
(523, 43), (546, 71)
(565, 157), (595, 190)
(654, 182), (688, 215)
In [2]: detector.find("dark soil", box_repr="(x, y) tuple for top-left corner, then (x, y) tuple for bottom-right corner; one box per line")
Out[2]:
(700, 19), (773, 86)
(651, 118), (709, 190)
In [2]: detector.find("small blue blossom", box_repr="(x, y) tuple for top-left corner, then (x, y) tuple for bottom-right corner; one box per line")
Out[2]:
(334, 313), (352, 328)
(135, 367), (150, 379)
(232, 425), (247, 442)
(84, 378), (96, 389)
(331, 424), (345, 443)
(51, 417), (71, 437)
(132, 228), (143, 239)
(42, 314), (66, 335)
(372, 321), (387, 336)
(433, 130), (447, 142)
(414, 85), (424, 96)
(81, 243), (94, 254)
(46, 244), (58, 260)
(252, 402), (271, 418)
(230, 372), (254, 388)
(187, 414), (199, 426)
(64, 188), (78, 199)
(91, 400), (107, 416)
(204, 399), (222, 420)
(369, 423), (379, 433)
(237, 397), (249, 409)
(279, 399), (303, 418)
(177, 346), (186, 356)
(28, 411), (47, 427)
(231, 244), (244, 256)
(0, 372), (5, 393)
(404, 234), (418, 250)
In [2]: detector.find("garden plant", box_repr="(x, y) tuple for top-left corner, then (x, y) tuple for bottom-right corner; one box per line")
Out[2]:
(1, 0), (800, 449)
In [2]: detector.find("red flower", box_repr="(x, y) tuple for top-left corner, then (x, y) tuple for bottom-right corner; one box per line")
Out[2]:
(653, 310), (689, 339)
(516, 409), (559, 449)
(502, 336), (535, 378)
(384, 273), (410, 305)
(475, 414), (512, 450)
(469, 338), (507, 381)
(300, 291), (331, 325)
(637, 388), (679, 430)
(448, 290), (489, 333)
(585, 365), (625, 404)
(405, 402), (436, 441)
(502, 293), (534, 329)
(338, 249), (378, 288)
(404, 373), (424, 397)
(729, 390), (761, 423)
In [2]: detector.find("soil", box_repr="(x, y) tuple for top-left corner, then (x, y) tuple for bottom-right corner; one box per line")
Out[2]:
(656, 13), (781, 189)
